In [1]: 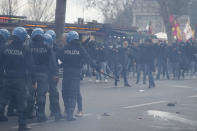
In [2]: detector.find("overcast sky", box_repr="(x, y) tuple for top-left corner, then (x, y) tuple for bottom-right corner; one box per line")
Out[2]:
(8, 0), (103, 23)
(66, 0), (103, 23)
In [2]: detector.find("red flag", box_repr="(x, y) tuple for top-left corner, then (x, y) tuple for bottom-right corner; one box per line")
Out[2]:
(169, 15), (182, 42)
(169, 15), (175, 26)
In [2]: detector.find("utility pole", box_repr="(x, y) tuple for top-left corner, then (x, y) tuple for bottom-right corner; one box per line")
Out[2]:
(8, 0), (12, 15)
(55, 0), (67, 42)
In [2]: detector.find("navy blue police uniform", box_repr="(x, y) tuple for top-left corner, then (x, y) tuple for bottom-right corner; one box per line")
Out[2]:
(0, 27), (33, 131)
(0, 29), (10, 121)
(44, 32), (62, 120)
(57, 31), (97, 121)
(30, 28), (57, 122)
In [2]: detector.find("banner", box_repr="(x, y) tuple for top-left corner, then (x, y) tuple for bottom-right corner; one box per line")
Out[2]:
(169, 15), (182, 42)
(184, 21), (193, 40)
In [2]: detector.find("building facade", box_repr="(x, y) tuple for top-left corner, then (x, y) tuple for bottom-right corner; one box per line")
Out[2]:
(132, 0), (188, 34)
(132, 0), (164, 33)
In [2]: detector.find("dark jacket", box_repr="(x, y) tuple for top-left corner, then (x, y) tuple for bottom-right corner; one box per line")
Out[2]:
(30, 40), (57, 76)
(118, 47), (130, 67)
(133, 45), (144, 64)
(0, 42), (6, 77)
(57, 40), (96, 78)
(144, 44), (156, 64)
(2, 41), (33, 78)
(142, 44), (157, 71)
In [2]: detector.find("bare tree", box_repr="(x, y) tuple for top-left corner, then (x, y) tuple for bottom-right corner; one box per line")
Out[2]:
(188, 0), (197, 37)
(55, 0), (67, 41)
(157, 0), (191, 44)
(26, 0), (55, 22)
(86, 0), (134, 25)
(111, 1), (133, 26)
(0, 0), (19, 15)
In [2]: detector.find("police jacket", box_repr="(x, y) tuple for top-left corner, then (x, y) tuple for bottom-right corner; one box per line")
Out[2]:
(57, 40), (96, 78)
(2, 40), (33, 78)
(30, 40), (57, 76)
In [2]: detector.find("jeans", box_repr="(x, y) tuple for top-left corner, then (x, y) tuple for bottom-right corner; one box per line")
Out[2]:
(136, 64), (147, 84)
(156, 60), (169, 80)
(147, 64), (155, 88)
(171, 62), (180, 79)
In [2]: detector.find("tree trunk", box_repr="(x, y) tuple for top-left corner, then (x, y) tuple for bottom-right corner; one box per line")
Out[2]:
(158, 0), (173, 44)
(163, 13), (173, 44)
(55, 0), (67, 41)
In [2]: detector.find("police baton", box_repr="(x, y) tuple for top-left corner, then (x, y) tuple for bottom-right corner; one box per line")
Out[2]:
(98, 71), (120, 81)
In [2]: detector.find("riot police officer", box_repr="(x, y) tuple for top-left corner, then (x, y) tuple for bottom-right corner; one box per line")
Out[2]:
(0, 29), (10, 122)
(30, 28), (57, 122)
(0, 27), (33, 131)
(43, 32), (62, 120)
(57, 31), (97, 121)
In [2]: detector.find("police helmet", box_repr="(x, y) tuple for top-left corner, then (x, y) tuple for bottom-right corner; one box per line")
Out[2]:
(31, 28), (44, 39)
(0, 29), (10, 42)
(44, 33), (53, 48)
(45, 30), (56, 40)
(12, 27), (28, 42)
(67, 31), (79, 43)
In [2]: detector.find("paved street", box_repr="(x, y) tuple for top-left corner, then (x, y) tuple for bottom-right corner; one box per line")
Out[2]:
(1, 77), (197, 131)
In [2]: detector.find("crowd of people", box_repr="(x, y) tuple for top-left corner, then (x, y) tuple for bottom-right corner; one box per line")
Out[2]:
(0, 26), (197, 131)
(81, 38), (197, 87)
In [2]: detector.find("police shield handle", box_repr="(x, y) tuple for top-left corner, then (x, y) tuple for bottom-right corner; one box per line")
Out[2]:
(33, 82), (37, 89)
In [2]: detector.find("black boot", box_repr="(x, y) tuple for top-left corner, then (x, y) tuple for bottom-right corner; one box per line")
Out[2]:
(124, 84), (131, 87)
(0, 116), (8, 122)
(7, 110), (17, 116)
(0, 108), (8, 122)
(37, 104), (47, 122)
(55, 113), (63, 121)
(66, 116), (76, 121)
(37, 115), (48, 123)
(18, 124), (32, 131)
(66, 109), (76, 121)
(37, 112), (48, 122)
(135, 81), (139, 84)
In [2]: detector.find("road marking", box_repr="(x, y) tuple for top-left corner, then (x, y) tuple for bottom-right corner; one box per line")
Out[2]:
(147, 110), (197, 126)
(173, 85), (194, 89)
(188, 95), (197, 98)
(150, 125), (182, 130)
(122, 101), (167, 109)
